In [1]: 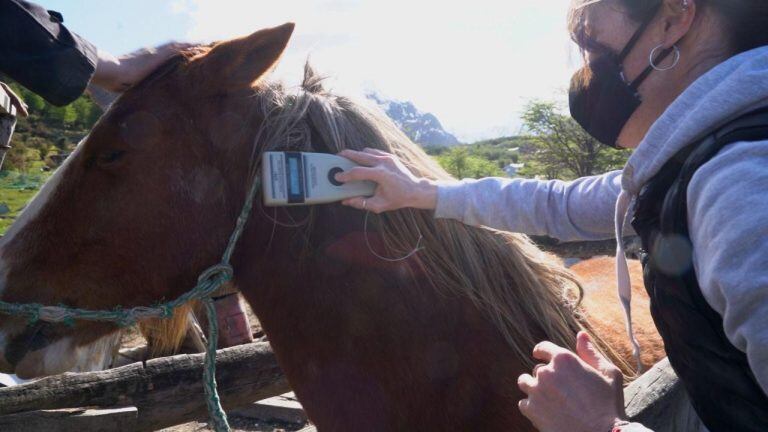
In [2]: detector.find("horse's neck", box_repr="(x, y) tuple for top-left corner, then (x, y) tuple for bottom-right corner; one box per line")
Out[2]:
(235, 207), (531, 430)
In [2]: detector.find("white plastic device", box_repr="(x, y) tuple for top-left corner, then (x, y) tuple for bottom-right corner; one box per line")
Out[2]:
(262, 152), (376, 206)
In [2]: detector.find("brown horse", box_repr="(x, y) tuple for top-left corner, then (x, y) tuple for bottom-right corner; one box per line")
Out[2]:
(571, 257), (664, 369)
(0, 24), (654, 430)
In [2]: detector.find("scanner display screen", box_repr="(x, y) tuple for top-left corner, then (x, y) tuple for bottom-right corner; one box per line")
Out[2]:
(288, 158), (300, 195)
(284, 152), (305, 204)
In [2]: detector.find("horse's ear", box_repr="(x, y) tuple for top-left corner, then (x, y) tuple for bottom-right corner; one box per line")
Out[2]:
(193, 23), (295, 92)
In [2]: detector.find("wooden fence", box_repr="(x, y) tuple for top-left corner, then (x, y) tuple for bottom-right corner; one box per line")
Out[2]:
(0, 343), (289, 431)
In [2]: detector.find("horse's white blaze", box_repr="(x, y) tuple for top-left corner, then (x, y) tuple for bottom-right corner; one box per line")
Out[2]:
(0, 140), (85, 299)
(69, 332), (121, 373)
(0, 142), (85, 371)
(41, 338), (76, 373)
(25, 332), (121, 376)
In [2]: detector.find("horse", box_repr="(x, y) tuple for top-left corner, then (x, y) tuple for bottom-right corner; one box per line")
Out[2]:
(570, 257), (664, 368)
(0, 23), (656, 430)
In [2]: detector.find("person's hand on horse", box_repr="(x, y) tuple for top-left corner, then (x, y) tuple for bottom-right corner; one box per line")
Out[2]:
(335, 148), (438, 213)
(92, 42), (203, 93)
(517, 331), (627, 432)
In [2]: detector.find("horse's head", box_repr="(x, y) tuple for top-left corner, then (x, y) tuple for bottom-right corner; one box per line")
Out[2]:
(0, 24), (295, 377)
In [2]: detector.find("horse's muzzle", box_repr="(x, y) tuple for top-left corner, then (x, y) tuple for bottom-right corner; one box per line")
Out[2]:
(4, 322), (55, 369)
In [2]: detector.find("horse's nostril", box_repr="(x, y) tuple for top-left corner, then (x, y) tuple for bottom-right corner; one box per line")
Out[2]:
(5, 322), (55, 367)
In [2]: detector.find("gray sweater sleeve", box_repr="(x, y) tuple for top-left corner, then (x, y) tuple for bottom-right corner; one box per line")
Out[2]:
(434, 171), (624, 242)
(688, 141), (768, 396)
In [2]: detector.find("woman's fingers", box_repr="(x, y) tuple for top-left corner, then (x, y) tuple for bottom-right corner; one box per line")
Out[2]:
(335, 166), (383, 183)
(336, 148), (429, 213)
(517, 373), (536, 394)
(339, 149), (384, 167)
(363, 148), (392, 157)
(341, 196), (388, 213)
(532, 341), (572, 363)
(518, 398), (532, 416)
(576, 332), (623, 381)
(341, 196), (366, 210)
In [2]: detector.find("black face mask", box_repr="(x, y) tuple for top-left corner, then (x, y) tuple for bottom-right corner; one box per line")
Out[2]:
(569, 11), (672, 148)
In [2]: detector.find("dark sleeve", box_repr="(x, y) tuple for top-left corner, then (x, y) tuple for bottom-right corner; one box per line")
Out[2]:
(0, 0), (98, 106)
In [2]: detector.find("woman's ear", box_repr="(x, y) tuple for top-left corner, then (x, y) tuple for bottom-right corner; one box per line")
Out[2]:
(659, 0), (697, 47)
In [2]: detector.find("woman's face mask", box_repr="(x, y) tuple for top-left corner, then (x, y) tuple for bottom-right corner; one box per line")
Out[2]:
(569, 9), (671, 148)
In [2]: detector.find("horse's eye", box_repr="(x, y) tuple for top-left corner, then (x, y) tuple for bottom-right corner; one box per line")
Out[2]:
(99, 150), (126, 165)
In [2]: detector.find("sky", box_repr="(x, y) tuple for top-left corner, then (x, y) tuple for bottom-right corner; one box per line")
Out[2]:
(40, 0), (584, 142)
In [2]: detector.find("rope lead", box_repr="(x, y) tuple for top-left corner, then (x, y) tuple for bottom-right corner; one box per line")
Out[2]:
(0, 180), (262, 432)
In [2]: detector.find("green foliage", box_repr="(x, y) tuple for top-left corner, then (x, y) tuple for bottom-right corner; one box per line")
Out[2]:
(457, 136), (529, 169)
(427, 136), (530, 179)
(520, 100), (629, 180)
(24, 92), (46, 112)
(45, 104), (78, 126)
(437, 147), (504, 179)
(0, 80), (101, 233)
(2, 80), (101, 173)
(0, 171), (47, 234)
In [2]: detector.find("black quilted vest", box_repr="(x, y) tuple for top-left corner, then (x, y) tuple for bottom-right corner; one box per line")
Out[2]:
(631, 108), (768, 432)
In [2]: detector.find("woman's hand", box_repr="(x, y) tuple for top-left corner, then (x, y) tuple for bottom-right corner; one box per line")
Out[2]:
(335, 148), (438, 213)
(517, 331), (626, 432)
(92, 42), (201, 93)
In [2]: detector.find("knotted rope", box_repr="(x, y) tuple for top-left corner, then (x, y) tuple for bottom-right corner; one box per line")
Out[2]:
(0, 178), (263, 432)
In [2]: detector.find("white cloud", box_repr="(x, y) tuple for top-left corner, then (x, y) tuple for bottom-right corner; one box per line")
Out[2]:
(174, 0), (582, 142)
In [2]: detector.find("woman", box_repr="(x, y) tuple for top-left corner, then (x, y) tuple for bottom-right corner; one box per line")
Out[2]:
(335, 0), (768, 431)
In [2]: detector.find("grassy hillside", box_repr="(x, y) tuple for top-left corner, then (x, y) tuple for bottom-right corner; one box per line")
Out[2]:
(0, 79), (100, 235)
(426, 136), (533, 179)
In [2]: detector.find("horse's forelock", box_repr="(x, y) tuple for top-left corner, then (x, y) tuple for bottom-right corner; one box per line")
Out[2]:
(302, 63), (327, 95)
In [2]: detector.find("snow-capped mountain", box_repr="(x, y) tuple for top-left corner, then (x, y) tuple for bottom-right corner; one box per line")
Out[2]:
(367, 93), (460, 147)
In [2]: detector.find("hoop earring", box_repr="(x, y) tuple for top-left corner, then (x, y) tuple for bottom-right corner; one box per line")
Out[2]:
(650, 44), (681, 71)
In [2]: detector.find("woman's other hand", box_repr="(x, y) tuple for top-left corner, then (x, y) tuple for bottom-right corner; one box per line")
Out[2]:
(335, 148), (438, 213)
(93, 42), (201, 93)
(517, 331), (626, 432)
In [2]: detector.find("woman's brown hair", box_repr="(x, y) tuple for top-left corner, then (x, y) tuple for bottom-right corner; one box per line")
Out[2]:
(568, 0), (768, 55)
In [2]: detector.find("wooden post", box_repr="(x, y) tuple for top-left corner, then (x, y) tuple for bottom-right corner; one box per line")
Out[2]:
(533, 236), (642, 259)
(624, 358), (704, 432)
(0, 83), (17, 170)
(0, 342), (290, 431)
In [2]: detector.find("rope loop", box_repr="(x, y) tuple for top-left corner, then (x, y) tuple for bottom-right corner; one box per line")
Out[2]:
(197, 263), (234, 287)
(159, 303), (175, 319)
(116, 312), (136, 328)
(26, 306), (41, 325)
(0, 177), (260, 432)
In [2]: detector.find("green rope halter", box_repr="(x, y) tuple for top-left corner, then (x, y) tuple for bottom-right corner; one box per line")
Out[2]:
(0, 178), (263, 432)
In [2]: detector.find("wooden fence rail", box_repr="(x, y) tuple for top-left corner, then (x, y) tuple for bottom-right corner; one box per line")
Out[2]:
(625, 358), (703, 432)
(0, 342), (290, 431)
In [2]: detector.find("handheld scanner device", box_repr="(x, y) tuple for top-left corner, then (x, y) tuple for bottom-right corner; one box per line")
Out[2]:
(262, 152), (376, 206)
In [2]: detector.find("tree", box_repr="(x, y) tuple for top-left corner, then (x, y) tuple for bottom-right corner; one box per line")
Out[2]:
(520, 101), (629, 180)
(44, 104), (78, 126)
(437, 147), (504, 179)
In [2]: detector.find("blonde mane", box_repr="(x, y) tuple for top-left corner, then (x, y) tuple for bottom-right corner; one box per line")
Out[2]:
(248, 64), (600, 368)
